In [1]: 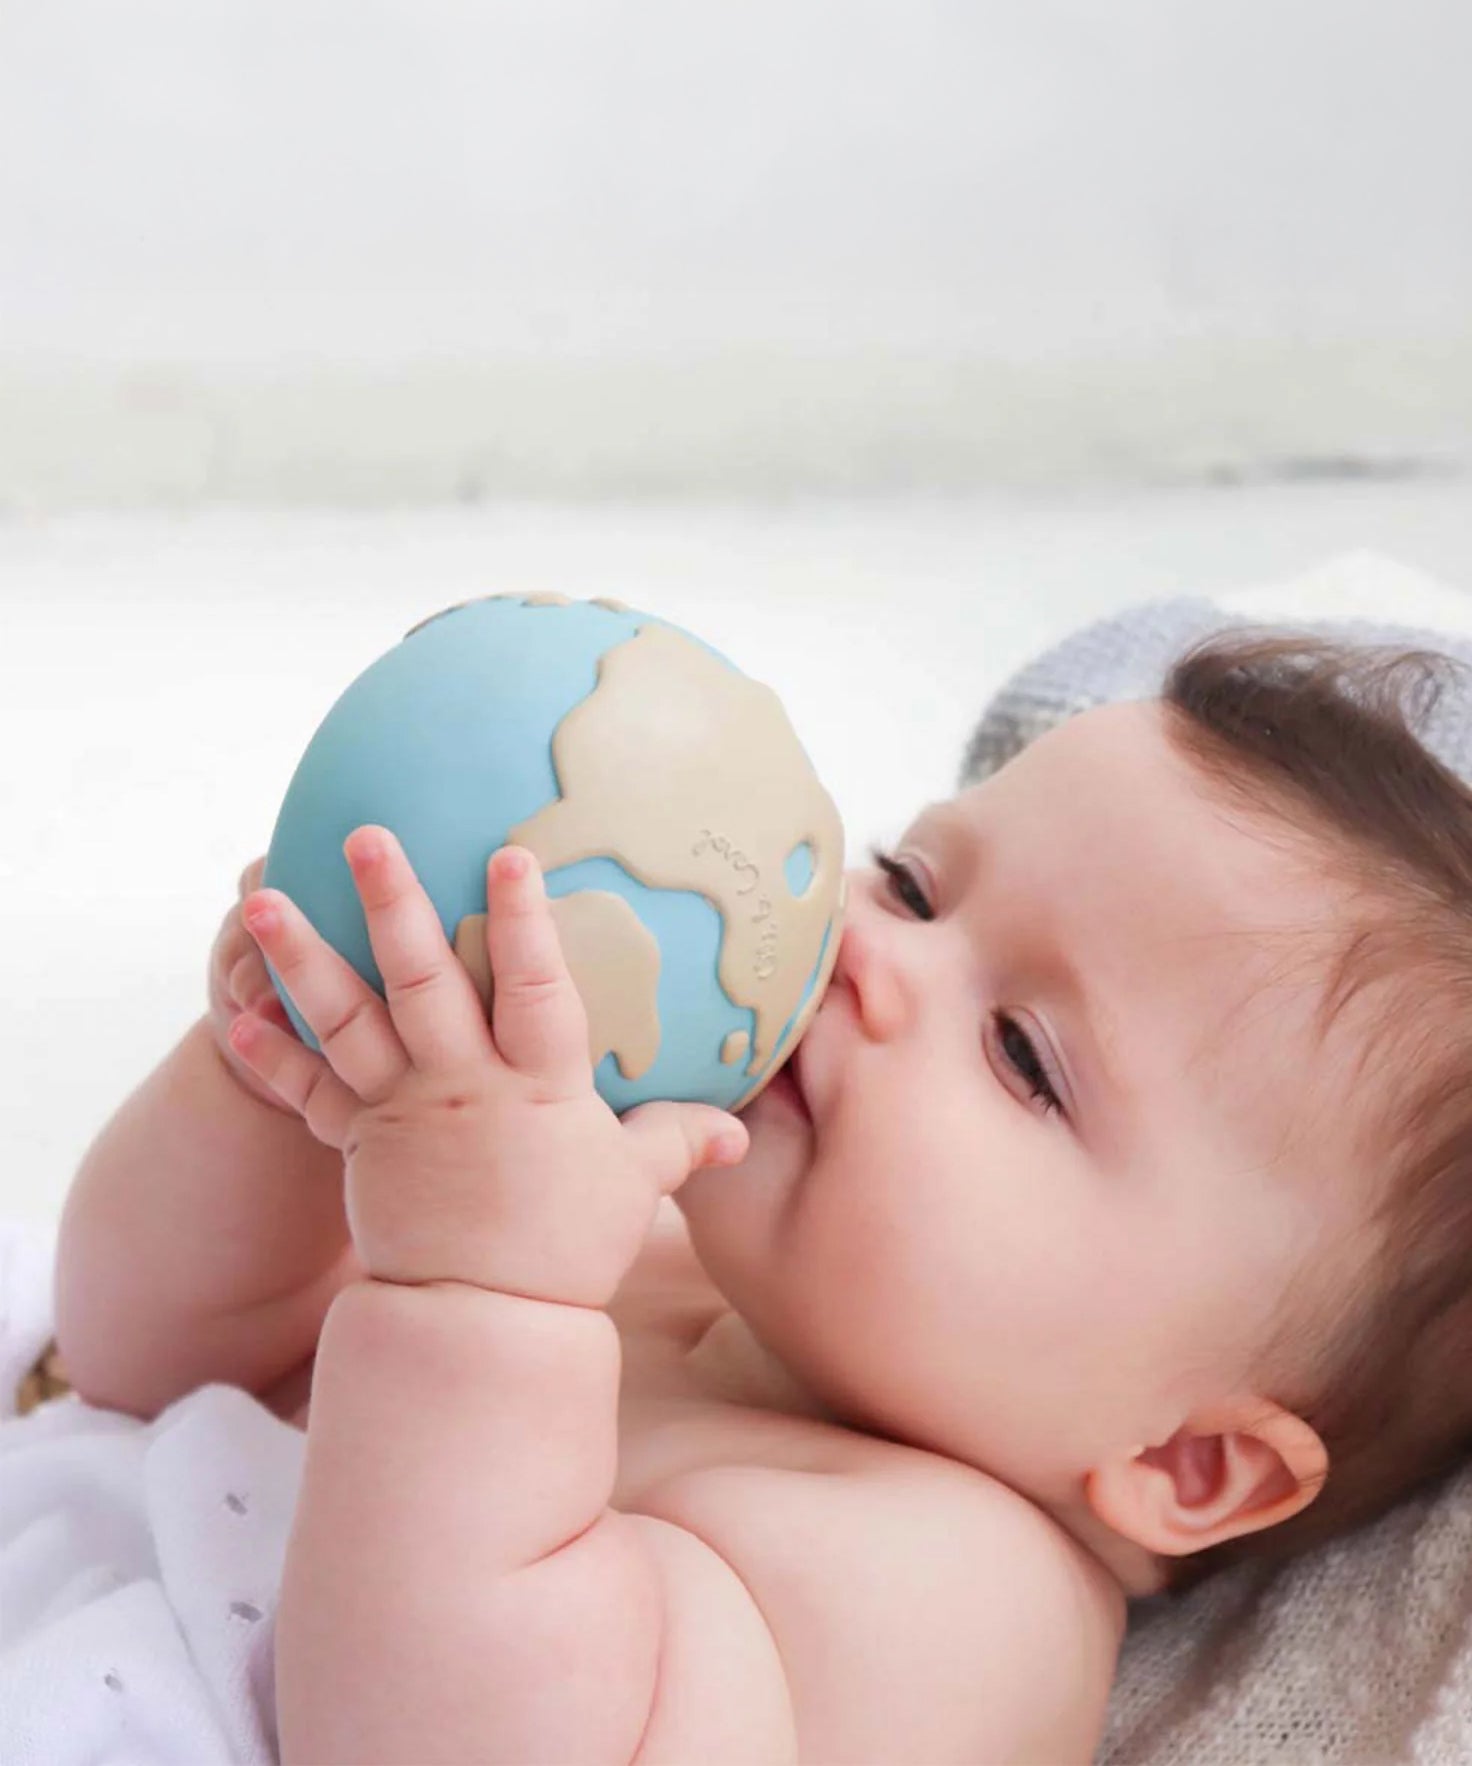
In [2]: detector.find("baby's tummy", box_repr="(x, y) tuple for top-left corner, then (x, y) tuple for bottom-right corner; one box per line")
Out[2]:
(0, 1383), (303, 1763)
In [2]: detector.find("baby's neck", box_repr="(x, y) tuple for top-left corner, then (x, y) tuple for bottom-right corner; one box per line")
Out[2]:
(1041, 1498), (1168, 1602)
(681, 1309), (842, 1422)
(682, 1311), (1164, 1603)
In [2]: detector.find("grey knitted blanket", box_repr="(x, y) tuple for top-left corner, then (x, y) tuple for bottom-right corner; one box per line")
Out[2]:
(961, 594), (1472, 1765)
(960, 595), (1472, 792)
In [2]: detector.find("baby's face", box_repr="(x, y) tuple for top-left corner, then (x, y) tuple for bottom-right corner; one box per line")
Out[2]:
(677, 700), (1375, 1504)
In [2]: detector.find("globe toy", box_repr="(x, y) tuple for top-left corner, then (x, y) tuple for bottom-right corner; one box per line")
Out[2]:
(261, 591), (847, 1116)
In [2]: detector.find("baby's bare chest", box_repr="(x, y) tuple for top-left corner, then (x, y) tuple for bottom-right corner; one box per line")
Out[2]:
(287, 1324), (832, 1493)
(612, 1316), (860, 1510)
(275, 1214), (1122, 1760)
(286, 1208), (857, 1494)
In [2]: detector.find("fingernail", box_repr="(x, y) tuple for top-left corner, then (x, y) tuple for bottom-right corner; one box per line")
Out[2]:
(243, 903), (278, 935)
(345, 830), (386, 870)
(495, 847), (529, 881)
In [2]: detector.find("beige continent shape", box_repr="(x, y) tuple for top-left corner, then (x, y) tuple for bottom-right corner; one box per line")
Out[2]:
(511, 619), (844, 1100)
(420, 593), (844, 1110)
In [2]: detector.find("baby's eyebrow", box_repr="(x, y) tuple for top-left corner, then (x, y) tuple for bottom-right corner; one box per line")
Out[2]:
(919, 800), (1131, 1141)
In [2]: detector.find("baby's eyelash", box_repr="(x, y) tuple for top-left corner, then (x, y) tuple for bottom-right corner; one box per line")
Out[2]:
(869, 844), (1064, 1118)
(869, 844), (934, 919)
(989, 1015), (1063, 1118)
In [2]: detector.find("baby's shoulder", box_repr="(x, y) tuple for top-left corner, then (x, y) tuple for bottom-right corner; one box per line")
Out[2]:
(622, 1436), (1124, 1764)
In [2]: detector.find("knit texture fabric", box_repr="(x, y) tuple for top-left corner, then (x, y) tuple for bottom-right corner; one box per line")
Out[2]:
(958, 596), (1472, 793)
(960, 593), (1472, 1765)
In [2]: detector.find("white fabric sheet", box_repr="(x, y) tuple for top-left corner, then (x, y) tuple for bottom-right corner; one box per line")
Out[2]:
(0, 1219), (304, 1765)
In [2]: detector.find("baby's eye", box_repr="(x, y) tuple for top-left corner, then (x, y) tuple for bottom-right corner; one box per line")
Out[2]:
(987, 1013), (1065, 1118)
(870, 845), (1065, 1120)
(869, 846), (933, 920)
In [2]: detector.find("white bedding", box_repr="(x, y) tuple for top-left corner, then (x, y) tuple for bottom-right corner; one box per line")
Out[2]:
(0, 1219), (301, 1766)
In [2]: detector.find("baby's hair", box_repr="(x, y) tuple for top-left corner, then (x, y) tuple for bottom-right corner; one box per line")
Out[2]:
(1157, 627), (1472, 1596)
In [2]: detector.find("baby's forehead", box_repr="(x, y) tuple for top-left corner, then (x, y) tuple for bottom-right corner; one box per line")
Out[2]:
(958, 702), (1375, 1129)
(961, 698), (1326, 909)
(964, 698), (1226, 826)
(1075, 870), (1377, 1218)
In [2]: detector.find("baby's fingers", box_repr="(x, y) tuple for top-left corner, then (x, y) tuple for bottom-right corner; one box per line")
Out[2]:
(485, 847), (591, 1095)
(226, 950), (293, 1029)
(242, 887), (409, 1104)
(227, 1012), (359, 1152)
(219, 857), (272, 1009)
(343, 827), (498, 1072)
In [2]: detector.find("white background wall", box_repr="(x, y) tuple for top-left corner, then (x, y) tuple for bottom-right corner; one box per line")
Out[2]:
(3, 0), (1470, 505)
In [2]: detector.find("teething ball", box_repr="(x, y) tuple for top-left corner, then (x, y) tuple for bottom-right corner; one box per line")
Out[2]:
(262, 592), (846, 1113)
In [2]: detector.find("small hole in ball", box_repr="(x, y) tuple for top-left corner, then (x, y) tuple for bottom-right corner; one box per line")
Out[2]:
(783, 841), (816, 897)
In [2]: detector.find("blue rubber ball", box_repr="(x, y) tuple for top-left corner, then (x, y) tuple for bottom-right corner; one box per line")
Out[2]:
(262, 592), (846, 1114)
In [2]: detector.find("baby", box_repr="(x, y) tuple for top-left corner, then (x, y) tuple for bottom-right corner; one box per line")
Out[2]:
(44, 623), (1472, 1763)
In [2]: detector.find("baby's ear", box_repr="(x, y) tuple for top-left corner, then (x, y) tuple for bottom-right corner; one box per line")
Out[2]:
(1083, 1397), (1328, 1557)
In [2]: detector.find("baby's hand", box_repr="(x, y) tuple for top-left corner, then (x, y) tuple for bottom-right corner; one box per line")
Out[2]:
(206, 855), (301, 1112)
(227, 829), (748, 1303)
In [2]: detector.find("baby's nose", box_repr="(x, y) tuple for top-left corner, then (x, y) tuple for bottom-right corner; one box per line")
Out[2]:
(829, 916), (907, 1042)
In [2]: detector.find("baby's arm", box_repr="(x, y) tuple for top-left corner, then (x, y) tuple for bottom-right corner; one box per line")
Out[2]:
(226, 832), (741, 1763)
(289, 1294), (1103, 1764)
(54, 862), (354, 1419)
(279, 1278), (663, 1764)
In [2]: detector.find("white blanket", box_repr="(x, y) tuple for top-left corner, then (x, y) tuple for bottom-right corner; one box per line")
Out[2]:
(0, 1219), (304, 1765)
